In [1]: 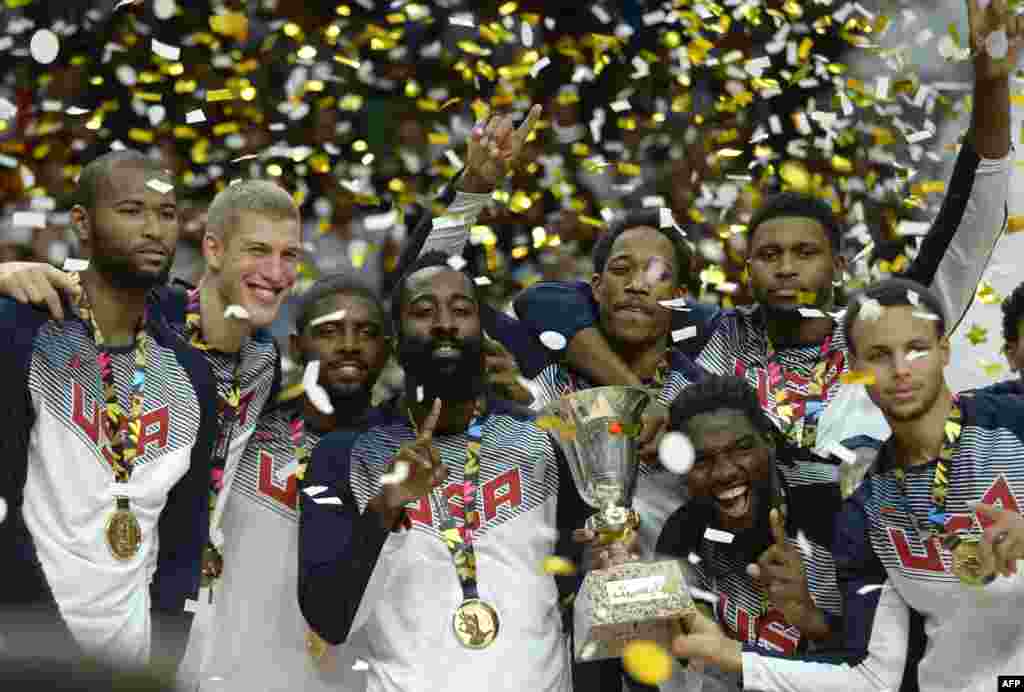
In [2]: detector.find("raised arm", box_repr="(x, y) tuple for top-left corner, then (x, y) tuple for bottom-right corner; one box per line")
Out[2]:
(903, 0), (1019, 333)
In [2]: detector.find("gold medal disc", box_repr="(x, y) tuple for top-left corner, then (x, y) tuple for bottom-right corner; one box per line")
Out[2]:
(949, 537), (995, 586)
(453, 599), (500, 649)
(106, 507), (142, 560)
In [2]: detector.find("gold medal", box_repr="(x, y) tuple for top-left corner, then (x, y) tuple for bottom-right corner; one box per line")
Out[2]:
(306, 629), (333, 670)
(106, 498), (142, 561)
(453, 599), (500, 649)
(947, 536), (995, 586)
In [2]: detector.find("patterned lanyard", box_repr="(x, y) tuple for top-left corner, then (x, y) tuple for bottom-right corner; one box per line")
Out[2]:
(409, 403), (486, 601)
(76, 284), (150, 479)
(183, 287), (244, 498)
(736, 330), (843, 451)
(891, 397), (963, 539)
(290, 410), (311, 481)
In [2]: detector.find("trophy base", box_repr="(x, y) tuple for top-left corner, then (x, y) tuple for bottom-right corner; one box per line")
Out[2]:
(573, 559), (694, 662)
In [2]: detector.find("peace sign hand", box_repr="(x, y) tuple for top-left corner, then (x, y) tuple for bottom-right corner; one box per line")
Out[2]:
(370, 398), (447, 529)
(461, 105), (542, 193)
(968, 0), (1024, 82)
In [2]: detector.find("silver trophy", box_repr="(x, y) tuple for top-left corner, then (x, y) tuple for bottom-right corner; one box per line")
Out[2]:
(542, 386), (695, 662)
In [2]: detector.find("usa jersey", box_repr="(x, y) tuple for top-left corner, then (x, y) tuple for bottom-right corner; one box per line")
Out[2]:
(740, 392), (1024, 692)
(184, 398), (394, 692)
(300, 398), (589, 692)
(0, 297), (219, 666)
(659, 460), (843, 656)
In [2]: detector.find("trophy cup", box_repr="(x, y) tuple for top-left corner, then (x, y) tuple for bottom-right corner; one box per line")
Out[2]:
(542, 386), (695, 662)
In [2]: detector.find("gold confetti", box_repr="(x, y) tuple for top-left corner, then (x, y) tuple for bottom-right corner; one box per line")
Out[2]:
(1008, 216), (1024, 233)
(622, 641), (673, 686)
(841, 371), (877, 385)
(965, 324), (988, 346)
(206, 89), (234, 102)
(541, 556), (577, 576)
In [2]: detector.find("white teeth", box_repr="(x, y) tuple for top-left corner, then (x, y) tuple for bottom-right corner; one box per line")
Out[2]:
(717, 486), (747, 501)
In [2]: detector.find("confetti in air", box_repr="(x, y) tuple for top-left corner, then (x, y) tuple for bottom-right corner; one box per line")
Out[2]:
(540, 556), (577, 576)
(62, 259), (90, 272)
(622, 640), (673, 686)
(302, 361), (334, 415)
(223, 305), (251, 321)
(380, 461), (411, 486)
(539, 331), (568, 351)
(146, 179), (174, 195)
(309, 310), (347, 329)
(796, 530), (813, 560)
(704, 528), (735, 544)
(0, 497), (7, 525)
(659, 432), (695, 475)
(858, 298), (884, 322)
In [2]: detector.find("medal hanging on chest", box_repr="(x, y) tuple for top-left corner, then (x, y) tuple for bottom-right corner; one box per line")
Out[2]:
(410, 402), (500, 649)
(892, 399), (994, 586)
(184, 287), (243, 583)
(76, 284), (149, 561)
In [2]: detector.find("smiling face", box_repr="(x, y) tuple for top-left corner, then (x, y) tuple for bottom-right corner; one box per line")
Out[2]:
(683, 409), (774, 533)
(76, 163), (179, 290)
(291, 292), (390, 400)
(205, 211), (302, 328)
(748, 216), (844, 311)
(396, 265), (485, 400)
(591, 226), (683, 348)
(850, 305), (949, 422)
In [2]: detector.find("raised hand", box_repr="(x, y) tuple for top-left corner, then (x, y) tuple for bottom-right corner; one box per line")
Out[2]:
(371, 398), (447, 528)
(462, 104), (542, 192)
(747, 508), (831, 641)
(969, 0), (1024, 82)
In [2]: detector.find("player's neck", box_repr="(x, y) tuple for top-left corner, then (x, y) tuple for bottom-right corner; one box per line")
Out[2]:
(766, 313), (833, 348)
(613, 335), (668, 382)
(198, 274), (251, 354)
(889, 387), (954, 468)
(79, 269), (148, 347)
(404, 390), (482, 435)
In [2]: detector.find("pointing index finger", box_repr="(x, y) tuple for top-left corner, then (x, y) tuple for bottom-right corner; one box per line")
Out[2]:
(769, 507), (787, 546)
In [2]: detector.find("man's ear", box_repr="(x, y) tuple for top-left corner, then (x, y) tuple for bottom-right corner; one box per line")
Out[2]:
(590, 272), (602, 293)
(202, 232), (224, 272)
(70, 205), (90, 246)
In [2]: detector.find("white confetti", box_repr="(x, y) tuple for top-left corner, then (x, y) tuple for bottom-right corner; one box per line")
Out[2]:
(609, 100), (631, 113)
(186, 109), (206, 124)
(114, 0), (141, 9)
(29, 29), (59, 65)
(151, 38), (181, 61)
(416, 385), (425, 403)
(303, 486), (328, 497)
(65, 106), (89, 116)
(906, 130), (933, 144)
(913, 311), (940, 321)
(303, 361), (335, 415)
(986, 28), (1009, 61)
(530, 57), (551, 78)
(446, 255), (467, 271)
(796, 530), (813, 560)
(704, 528), (735, 544)
(672, 327), (697, 342)
(432, 214), (465, 230)
(313, 496), (343, 506)
(0, 497), (6, 524)
(592, 6), (611, 23)
(13, 211), (47, 229)
(798, 308), (827, 318)
(906, 290), (920, 307)
(857, 584), (885, 596)
(906, 350), (930, 362)
(659, 207), (677, 229)
(146, 179), (174, 195)
(380, 461), (411, 486)
(687, 552), (702, 566)
(875, 76), (890, 100)
(62, 258), (90, 272)
(449, 14), (475, 28)
(659, 432), (695, 475)
(223, 305), (250, 321)
(539, 331), (567, 351)
(858, 297), (883, 322)
(154, 0), (177, 20)
(658, 297), (691, 311)
(309, 309), (346, 328)
(352, 658), (370, 672)
(473, 276), (492, 286)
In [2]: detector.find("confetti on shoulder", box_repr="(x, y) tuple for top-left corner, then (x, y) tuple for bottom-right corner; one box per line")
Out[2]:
(840, 370), (876, 385)
(541, 556), (576, 576)
(63, 258), (90, 272)
(224, 305), (250, 321)
(704, 528), (734, 544)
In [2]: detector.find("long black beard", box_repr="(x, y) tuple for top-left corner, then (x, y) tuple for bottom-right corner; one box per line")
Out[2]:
(90, 251), (171, 292)
(397, 333), (486, 404)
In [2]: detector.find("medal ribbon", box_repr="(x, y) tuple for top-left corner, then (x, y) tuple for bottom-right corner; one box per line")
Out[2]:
(437, 417), (485, 602)
(892, 396), (963, 539)
(183, 287), (244, 502)
(735, 331), (844, 451)
(76, 284), (149, 479)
